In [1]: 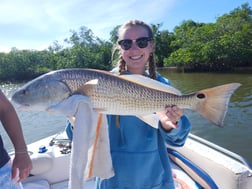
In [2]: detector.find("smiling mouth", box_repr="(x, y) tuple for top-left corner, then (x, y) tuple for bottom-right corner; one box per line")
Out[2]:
(130, 55), (143, 60)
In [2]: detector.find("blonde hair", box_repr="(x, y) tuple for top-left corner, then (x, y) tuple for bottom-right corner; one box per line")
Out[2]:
(113, 20), (157, 80)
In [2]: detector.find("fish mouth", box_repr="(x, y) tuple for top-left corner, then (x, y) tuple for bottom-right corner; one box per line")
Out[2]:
(21, 103), (31, 107)
(11, 99), (30, 106)
(11, 97), (31, 108)
(14, 104), (31, 110)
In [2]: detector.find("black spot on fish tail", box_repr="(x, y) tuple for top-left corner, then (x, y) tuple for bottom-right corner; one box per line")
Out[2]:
(196, 93), (205, 99)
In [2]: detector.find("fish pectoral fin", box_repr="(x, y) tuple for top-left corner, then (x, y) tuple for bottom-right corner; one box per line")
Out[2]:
(137, 114), (160, 129)
(86, 79), (99, 85)
(76, 79), (99, 95)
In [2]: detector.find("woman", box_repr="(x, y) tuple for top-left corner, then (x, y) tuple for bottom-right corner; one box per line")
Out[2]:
(0, 90), (32, 188)
(95, 20), (191, 189)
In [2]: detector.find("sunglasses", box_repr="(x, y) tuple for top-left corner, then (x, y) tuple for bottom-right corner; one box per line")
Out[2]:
(118, 37), (153, 50)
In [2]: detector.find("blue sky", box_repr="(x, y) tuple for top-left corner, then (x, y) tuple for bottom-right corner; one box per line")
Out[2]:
(0, 0), (249, 52)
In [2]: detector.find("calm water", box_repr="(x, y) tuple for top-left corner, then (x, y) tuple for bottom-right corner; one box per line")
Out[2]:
(159, 69), (252, 164)
(1, 70), (252, 163)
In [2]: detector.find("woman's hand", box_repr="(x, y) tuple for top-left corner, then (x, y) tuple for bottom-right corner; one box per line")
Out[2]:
(157, 105), (184, 132)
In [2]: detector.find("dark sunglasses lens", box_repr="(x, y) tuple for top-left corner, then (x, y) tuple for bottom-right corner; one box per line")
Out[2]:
(119, 40), (132, 50)
(136, 38), (150, 48)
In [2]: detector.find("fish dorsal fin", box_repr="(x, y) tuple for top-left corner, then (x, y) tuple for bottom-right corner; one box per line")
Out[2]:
(120, 74), (182, 96)
(75, 79), (98, 95)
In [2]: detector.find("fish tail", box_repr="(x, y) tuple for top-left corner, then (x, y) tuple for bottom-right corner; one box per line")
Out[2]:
(193, 83), (241, 127)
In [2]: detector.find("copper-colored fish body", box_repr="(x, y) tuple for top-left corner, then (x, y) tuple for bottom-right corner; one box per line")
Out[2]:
(12, 69), (241, 127)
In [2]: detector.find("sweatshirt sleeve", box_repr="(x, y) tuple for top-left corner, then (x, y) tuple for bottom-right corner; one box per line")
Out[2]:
(158, 115), (191, 147)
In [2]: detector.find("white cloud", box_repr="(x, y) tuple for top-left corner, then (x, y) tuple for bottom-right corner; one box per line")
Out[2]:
(0, 0), (176, 51)
(0, 46), (11, 53)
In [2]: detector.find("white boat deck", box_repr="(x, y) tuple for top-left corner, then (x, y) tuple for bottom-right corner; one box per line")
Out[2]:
(14, 132), (252, 189)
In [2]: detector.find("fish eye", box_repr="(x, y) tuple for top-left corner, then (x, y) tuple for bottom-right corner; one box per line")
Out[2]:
(197, 93), (205, 99)
(22, 89), (28, 95)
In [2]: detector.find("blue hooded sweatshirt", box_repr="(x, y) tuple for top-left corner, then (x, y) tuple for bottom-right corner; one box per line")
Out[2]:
(95, 73), (191, 189)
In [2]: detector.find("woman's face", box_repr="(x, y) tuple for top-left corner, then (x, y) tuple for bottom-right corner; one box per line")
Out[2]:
(118, 25), (154, 74)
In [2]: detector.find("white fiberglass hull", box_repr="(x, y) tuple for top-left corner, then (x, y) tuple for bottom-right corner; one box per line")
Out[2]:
(11, 132), (252, 189)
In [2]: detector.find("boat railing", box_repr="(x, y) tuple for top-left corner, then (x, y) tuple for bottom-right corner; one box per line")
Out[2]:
(188, 133), (252, 173)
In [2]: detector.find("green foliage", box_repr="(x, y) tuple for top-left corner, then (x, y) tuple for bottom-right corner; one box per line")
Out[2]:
(55, 26), (113, 70)
(0, 3), (251, 81)
(151, 23), (175, 67)
(0, 49), (52, 81)
(164, 3), (252, 71)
